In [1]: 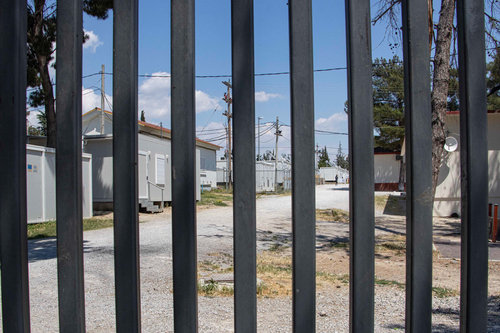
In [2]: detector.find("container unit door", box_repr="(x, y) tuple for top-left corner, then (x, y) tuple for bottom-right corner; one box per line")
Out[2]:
(138, 151), (148, 199)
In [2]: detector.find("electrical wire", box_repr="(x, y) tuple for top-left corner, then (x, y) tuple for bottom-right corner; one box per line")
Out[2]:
(82, 67), (347, 80)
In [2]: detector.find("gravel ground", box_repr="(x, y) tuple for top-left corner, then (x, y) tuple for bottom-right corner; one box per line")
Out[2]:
(3, 184), (499, 332)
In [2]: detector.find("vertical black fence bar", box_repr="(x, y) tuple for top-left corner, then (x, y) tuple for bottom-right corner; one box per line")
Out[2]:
(289, 1), (316, 331)
(231, 0), (257, 332)
(345, 0), (375, 331)
(113, 0), (141, 332)
(457, 0), (489, 331)
(56, 0), (85, 331)
(401, 0), (433, 331)
(171, 0), (198, 331)
(0, 1), (31, 332)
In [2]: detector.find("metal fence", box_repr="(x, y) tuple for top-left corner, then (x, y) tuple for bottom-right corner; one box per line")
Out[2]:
(0, 0), (488, 332)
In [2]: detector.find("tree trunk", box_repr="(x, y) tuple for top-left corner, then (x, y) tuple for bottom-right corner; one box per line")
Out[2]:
(39, 59), (56, 148)
(32, 0), (56, 148)
(431, 0), (456, 198)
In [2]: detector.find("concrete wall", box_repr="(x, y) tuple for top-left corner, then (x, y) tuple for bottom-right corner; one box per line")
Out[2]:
(434, 113), (500, 216)
(27, 144), (92, 223)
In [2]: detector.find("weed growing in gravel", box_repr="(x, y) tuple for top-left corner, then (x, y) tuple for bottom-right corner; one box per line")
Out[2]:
(316, 208), (349, 223)
(330, 241), (349, 249)
(432, 287), (458, 298)
(198, 279), (234, 297)
(268, 243), (286, 252)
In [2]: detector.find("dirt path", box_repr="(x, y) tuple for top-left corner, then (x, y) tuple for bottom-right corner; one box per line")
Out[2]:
(12, 184), (500, 332)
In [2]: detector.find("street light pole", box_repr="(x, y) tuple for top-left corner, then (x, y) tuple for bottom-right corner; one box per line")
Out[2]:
(258, 117), (263, 160)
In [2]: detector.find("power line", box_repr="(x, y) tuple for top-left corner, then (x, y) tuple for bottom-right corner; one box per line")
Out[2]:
(82, 67), (347, 80)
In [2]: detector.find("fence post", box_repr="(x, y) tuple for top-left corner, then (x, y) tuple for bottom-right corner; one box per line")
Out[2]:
(457, 0), (489, 331)
(345, 0), (376, 331)
(401, 0), (433, 331)
(171, 0), (198, 331)
(56, 0), (86, 331)
(289, 0), (316, 331)
(113, 0), (142, 331)
(0, 1), (31, 332)
(232, 0), (257, 331)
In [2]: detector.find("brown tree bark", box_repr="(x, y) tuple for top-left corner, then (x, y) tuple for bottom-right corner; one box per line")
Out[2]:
(431, 0), (456, 197)
(33, 0), (56, 148)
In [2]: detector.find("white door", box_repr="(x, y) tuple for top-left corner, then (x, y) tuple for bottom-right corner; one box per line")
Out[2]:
(138, 150), (148, 199)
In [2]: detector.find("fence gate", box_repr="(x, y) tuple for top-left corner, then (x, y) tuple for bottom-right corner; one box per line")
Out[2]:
(0, 0), (489, 332)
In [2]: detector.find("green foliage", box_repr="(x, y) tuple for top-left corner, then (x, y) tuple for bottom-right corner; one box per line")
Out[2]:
(318, 146), (331, 168)
(36, 110), (47, 136)
(372, 56), (405, 151)
(83, 0), (114, 19)
(336, 142), (349, 169)
(487, 48), (500, 109)
(26, 1), (113, 137)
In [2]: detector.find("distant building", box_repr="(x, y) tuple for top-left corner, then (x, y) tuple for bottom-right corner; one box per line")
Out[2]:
(82, 108), (221, 211)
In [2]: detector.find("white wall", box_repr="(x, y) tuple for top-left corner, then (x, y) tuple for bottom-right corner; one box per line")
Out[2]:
(320, 166), (349, 182)
(374, 154), (400, 184)
(27, 144), (93, 223)
(433, 113), (500, 216)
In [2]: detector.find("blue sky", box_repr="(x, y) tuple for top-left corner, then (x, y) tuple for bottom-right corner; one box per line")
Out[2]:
(28, 0), (403, 160)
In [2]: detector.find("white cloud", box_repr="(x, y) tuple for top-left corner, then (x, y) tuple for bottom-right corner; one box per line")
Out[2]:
(196, 90), (221, 113)
(82, 87), (113, 113)
(255, 91), (282, 102)
(137, 72), (222, 120)
(83, 30), (103, 53)
(138, 72), (171, 118)
(315, 113), (347, 131)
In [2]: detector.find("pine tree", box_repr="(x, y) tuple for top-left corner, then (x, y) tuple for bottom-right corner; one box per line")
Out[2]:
(318, 146), (331, 168)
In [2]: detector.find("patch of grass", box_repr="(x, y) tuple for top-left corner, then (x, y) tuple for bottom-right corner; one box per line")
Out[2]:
(316, 208), (349, 223)
(330, 241), (349, 249)
(375, 195), (406, 215)
(258, 189), (291, 197)
(375, 277), (405, 288)
(198, 191), (233, 206)
(27, 219), (114, 240)
(198, 260), (220, 271)
(432, 287), (458, 298)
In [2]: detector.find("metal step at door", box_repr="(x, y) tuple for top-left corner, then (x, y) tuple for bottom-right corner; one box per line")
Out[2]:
(139, 199), (163, 213)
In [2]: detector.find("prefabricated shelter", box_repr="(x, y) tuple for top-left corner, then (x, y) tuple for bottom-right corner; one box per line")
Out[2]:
(216, 159), (291, 192)
(26, 144), (93, 222)
(373, 111), (500, 217)
(82, 108), (221, 210)
(319, 165), (349, 183)
(433, 111), (500, 216)
(373, 147), (402, 191)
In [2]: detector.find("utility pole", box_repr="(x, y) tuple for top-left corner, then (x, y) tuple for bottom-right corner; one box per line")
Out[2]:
(258, 117), (264, 160)
(274, 116), (282, 192)
(100, 64), (105, 134)
(222, 80), (232, 188)
(316, 143), (319, 169)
